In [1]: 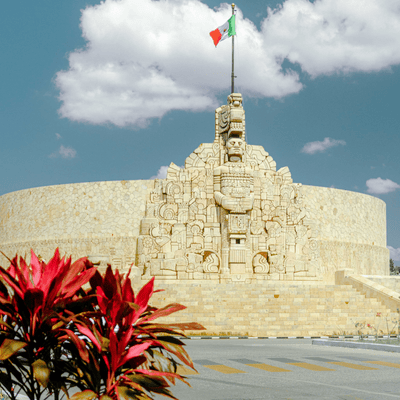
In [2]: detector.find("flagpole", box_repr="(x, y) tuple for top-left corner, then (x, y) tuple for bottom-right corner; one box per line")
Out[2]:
(231, 3), (235, 94)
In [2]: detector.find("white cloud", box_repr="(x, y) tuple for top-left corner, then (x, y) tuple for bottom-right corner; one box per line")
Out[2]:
(55, 133), (62, 139)
(151, 165), (169, 179)
(366, 177), (400, 194)
(59, 145), (77, 159)
(388, 246), (400, 262)
(55, 0), (400, 127)
(150, 164), (184, 179)
(49, 145), (77, 159)
(263, 0), (400, 77)
(301, 137), (346, 154)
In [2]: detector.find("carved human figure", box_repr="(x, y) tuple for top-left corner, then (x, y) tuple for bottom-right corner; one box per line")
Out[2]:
(214, 137), (254, 213)
(226, 136), (244, 162)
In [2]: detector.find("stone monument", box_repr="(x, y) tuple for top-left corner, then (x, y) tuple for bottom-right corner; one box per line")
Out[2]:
(137, 93), (319, 282)
(0, 93), (389, 284)
(0, 92), (393, 336)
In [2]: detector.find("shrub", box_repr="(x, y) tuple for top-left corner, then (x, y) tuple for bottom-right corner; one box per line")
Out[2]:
(0, 249), (204, 400)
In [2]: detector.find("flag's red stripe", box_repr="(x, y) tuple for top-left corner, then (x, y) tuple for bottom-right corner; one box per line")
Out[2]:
(210, 28), (222, 46)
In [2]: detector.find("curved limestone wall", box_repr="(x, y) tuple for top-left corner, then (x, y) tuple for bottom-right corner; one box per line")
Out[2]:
(0, 181), (388, 281)
(0, 180), (154, 271)
(302, 185), (389, 280)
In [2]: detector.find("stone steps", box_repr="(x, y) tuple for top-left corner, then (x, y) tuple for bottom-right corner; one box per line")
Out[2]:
(148, 281), (398, 337)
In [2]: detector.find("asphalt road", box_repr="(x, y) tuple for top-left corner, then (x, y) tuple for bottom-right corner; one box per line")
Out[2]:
(156, 338), (400, 400)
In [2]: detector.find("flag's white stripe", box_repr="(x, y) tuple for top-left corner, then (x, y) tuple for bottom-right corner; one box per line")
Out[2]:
(218, 20), (230, 42)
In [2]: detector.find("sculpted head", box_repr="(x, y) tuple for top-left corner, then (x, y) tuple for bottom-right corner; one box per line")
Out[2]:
(226, 136), (245, 162)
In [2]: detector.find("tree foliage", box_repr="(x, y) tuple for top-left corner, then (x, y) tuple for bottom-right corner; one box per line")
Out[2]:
(390, 258), (395, 275)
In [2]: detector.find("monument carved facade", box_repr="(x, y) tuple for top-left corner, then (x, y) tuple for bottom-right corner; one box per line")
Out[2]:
(0, 93), (389, 283)
(137, 94), (319, 282)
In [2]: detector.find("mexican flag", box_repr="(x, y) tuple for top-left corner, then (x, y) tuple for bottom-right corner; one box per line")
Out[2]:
(209, 15), (236, 47)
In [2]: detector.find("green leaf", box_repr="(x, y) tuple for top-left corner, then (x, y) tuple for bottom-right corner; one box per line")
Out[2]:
(0, 318), (14, 330)
(0, 339), (27, 360)
(99, 395), (113, 400)
(117, 386), (142, 400)
(32, 359), (50, 388)
(70, 390), (98, 400)
(100, 336), (110, 352)
(155, 338), (194, 369)
(51, 321), (64, 330)
(145, 349), (174, 372)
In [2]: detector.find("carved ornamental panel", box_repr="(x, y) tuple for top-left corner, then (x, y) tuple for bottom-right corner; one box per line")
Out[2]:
(137, 94), (319, 282)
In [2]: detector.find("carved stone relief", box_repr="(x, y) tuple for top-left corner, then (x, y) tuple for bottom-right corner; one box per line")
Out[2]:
(138, 93), (319, 281)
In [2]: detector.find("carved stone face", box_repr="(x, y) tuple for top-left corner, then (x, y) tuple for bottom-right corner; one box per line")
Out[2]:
(226, 137), (245, 161)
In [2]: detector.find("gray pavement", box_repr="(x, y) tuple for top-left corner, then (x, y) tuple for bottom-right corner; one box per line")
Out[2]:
(156, 339), (400, 400)
(313, 339), (400, 353)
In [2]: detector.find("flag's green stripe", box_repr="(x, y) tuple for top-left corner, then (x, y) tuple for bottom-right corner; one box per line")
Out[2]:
(228, 15), (236, 37)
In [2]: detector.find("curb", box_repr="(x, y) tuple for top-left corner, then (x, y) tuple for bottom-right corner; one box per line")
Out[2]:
(183, 336), (327, 340)
(312, 339), (400, 353)
(182, 334), (400, 340)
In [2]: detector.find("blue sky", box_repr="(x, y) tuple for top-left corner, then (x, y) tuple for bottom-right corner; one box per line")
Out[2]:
(1, 0), (399, 263)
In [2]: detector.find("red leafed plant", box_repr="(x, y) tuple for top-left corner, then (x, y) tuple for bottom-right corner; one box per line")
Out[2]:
(0, 249), (96, 400)
(0, 250), (204, 400)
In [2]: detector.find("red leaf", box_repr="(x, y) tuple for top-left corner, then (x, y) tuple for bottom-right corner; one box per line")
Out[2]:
(135, 278), (154, 315)
(139, 303), (186, 323)
(122, 276), (134, 303)
(7, 255), (18, 278)
(140, 322), (204, 333)
(75, 324), (102, 353)
(0, 265), (24, 299)
(109, 329), (119, 371)
(62, 267), (97, 298)
(12, 257), (29, 293)
(164, 322), (205, 331)
(133, 368), (187, 381)
(118, 323), (135, 352)
(63, 257), (89, 284)
(89, 269), (103, 292)
(61, 329), (90, 363)
(30, 250), (42, 286)
(24, 288), (44, 329)
(103, 265), (117, 299)
(96, 286), (109, 314)
(118, 342), (151, 368)
(37, 249), (63, 297)
(20, 257), (32, 289)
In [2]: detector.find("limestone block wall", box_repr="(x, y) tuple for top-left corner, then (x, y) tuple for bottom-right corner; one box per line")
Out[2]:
(0, 180), (154, 270)
(148, 280), (396, 337)
(0, 181), (388, 281)
(302, 185), (389, 281)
